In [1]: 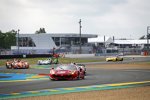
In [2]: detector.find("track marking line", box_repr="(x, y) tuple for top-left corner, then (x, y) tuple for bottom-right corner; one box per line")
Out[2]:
(107, 81), (150, 86)
(48, 89), (60, 92)
(11, 93), (20, 95)
(28, 91), (40, 94)
(123, 70), (150, 72)
(63, 88), (75, 90)
(0, 73), (49, 82)
(1, 80), (150, 100)
(77, 86), (90, 89)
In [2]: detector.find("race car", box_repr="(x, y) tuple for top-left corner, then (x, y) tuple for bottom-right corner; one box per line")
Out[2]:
(49, 64), (85, 80)
(106, 56), (123, 62)
(6, 59), (29, 69)
(76, 64), (86, 75)
(37, 58), (59, 65)
(37, 58), (52, 65)
(70, 63), (86, 75)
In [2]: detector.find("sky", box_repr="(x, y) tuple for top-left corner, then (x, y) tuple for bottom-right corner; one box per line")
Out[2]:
(0, 0), (150, 39)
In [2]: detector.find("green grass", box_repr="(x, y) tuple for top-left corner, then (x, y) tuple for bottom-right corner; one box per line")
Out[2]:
(135, 61), (150, 64)
(0, 57), (104, 67)
(1, 57), (150, 67)
(0, 59), (6, 66)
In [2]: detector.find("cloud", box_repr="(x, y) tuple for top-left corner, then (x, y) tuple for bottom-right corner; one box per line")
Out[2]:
(0, 0), (150, 39)
(83, 0), (150, 38)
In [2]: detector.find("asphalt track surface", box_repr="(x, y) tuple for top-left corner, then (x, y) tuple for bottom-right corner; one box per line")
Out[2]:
(0, 56), (150, 94)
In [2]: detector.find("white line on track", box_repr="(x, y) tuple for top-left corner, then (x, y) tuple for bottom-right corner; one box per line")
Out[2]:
(123, 70), (150, 73)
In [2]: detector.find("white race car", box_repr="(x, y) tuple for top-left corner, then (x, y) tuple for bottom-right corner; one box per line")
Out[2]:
(37, 58), (52, 65)
(76, 64), (86, 75)
(71, 63), (86, 75)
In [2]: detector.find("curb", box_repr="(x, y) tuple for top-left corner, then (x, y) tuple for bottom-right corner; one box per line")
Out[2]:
(0, 81), (150, 99)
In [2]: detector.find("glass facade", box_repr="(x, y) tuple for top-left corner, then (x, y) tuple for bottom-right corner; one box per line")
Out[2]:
(18, 37), (36, 47)
(52, 37), (87, 46)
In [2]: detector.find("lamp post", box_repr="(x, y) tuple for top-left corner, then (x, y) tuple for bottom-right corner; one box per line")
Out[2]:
(17, 29), (20, 54)
(147, 26), (150, 53)
(79, 19), (82, 54)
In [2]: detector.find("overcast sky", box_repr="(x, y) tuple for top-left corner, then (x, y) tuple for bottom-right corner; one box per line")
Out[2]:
(0, 0), (150, 39)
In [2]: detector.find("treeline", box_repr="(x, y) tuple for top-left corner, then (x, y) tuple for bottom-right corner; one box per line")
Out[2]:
(0, 28), (46, 49)
(0, 30), (17, 49)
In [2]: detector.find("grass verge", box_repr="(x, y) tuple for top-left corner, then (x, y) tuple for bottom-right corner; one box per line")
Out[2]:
(0, 57), (105, 67)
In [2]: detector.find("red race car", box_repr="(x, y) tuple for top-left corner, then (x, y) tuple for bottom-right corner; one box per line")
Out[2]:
(6, 59), (29, 69)
(49, 64), (85, 80)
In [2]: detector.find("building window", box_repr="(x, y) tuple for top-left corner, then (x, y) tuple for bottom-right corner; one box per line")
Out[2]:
(52, 37), (88, 46)
(61, 37), (70, 46)
(52, 37), (60, 46)
(18, 37), (36, 47)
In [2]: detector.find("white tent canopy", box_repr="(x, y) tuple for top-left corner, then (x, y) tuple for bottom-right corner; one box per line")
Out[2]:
(114, 39), (148, 44)
(88, 36), (113, 43)
(88, 35), (149, 45)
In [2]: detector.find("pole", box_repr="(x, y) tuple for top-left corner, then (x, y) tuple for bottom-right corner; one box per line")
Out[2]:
(17, 29), (20, 54)
(104, 35), (105, 48)
(147, 26), (150, 53)
(79, 19), (82, 54)
(104, 35), (106, 56)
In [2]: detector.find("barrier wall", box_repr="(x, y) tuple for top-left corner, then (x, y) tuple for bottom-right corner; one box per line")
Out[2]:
(0, 54), (53, 59)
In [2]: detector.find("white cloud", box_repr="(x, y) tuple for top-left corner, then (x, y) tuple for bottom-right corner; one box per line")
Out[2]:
(0, 0), (149, 39)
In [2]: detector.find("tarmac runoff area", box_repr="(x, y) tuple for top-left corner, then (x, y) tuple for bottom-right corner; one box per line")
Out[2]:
(0, 81), (150, 100)
(0, 73), (48, 82)
(16, 86), (150, 100)
(0, 55), (150, 99)
(0, 62), (150, 99)
(64, 54), (150, 58)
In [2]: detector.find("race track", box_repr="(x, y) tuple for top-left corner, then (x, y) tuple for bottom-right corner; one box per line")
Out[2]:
(0, 56), (150, 96)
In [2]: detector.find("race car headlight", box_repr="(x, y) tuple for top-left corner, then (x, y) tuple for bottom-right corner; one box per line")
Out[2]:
(25, 62), (28, 65)
(71, 71), (76, 74)
(50, 70), (55, 74)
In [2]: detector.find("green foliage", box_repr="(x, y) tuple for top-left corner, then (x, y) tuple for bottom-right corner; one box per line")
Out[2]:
(139, 34), (150, 39)
(35, 28), (46, 34)
(139, 35), (145, 39)
(0, 30), (17, 49)
(147, 34), (150, 39)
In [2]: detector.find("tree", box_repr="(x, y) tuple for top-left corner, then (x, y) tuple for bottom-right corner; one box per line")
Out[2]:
(147, 34), (150, 39)
(139, 35), (145, 39)
(0, 30), (17, 49)
(139, 34), (150, 39)
(0, 31), (5, 49)
(35, 28), (46, 34)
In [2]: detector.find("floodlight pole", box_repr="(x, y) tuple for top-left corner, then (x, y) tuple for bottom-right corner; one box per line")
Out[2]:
(147, 26), (150, 53)
(17, 29), (20, 54)
(79, 19), (82, 54)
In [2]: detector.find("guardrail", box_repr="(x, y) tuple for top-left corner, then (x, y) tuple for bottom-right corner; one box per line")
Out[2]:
(0, 54), (53, 59)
